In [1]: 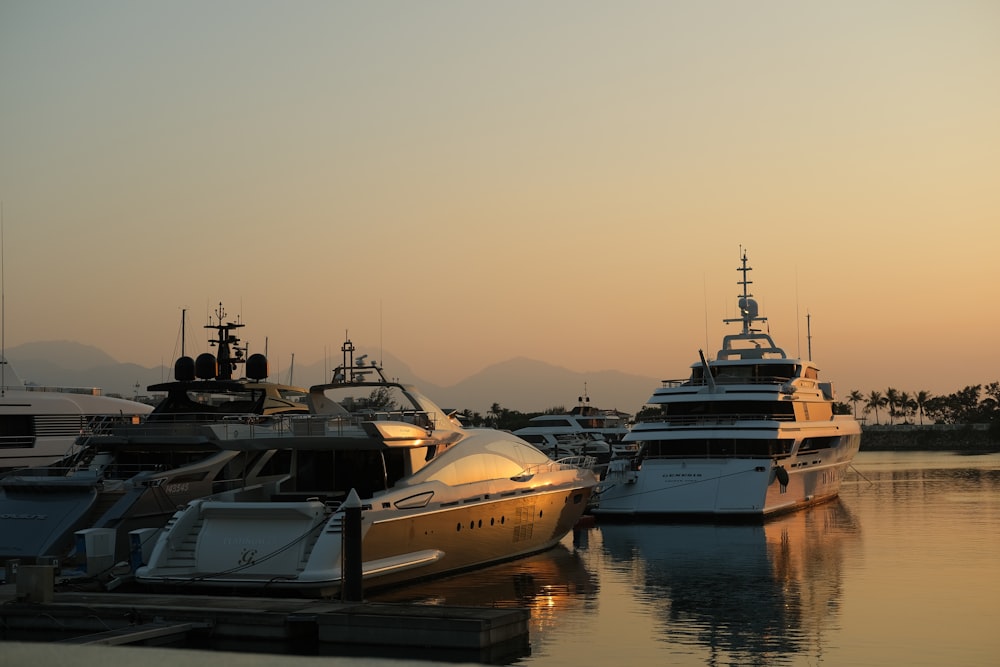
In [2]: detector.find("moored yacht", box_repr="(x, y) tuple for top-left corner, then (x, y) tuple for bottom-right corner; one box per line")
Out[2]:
(0, 305), (308, 567)
(135, 338), (599, 597)
(593, 251), (861, 519)
(0, 358), (152, 472)
(514, 390), (631, 464)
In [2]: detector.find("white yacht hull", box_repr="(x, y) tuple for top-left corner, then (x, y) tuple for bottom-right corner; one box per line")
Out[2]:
(137, 484), (593, 596)
(594, 432), (860, 518)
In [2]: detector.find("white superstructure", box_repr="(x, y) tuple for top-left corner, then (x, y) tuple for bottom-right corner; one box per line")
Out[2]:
(0, 358), (152, 471)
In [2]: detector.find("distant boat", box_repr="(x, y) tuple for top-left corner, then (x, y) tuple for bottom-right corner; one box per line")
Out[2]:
(0, 356), (153, 472)
(593, 251), (861, 519)
(0, 304), (308, 568)
(135, 337), (599, 597)
(514, 390), (632, 464)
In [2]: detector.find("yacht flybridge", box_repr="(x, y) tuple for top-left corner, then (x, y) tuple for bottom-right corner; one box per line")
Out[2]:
(135, 338), (598, 597)
(593, 251), (861, 519)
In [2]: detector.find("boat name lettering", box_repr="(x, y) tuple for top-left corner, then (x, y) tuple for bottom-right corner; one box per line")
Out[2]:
(1, 513), (48, 520)
(661, 473), (702, 478)
(223, 537), (270, 546)
(164, 482), (190, 494)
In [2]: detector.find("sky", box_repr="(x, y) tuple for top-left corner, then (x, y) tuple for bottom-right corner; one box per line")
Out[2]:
(1, 1), (998, 400)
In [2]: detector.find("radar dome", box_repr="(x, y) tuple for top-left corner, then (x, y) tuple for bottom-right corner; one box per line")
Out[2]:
(739, 297), (759, 319)
(195, 353), (218, 380)
(174, 356), (195, 382)
(246, 353), (269, 381)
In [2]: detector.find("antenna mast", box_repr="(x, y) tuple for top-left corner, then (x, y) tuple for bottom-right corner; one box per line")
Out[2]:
(807, 312), (812, 361)
(723, 248), (768, 335)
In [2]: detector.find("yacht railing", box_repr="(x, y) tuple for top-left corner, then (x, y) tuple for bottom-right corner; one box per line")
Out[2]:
(100, 417), (294, 439)
(519, 455), (596, 477)
(640, 452), (777, 461)
(661, 376), (795, 388)
(634, 413), (797, 426)
(288, 410), (437, 436)
(99, 409), (440, 440)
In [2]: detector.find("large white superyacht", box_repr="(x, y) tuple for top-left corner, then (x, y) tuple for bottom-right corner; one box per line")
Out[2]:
(593, 251), (861, 519)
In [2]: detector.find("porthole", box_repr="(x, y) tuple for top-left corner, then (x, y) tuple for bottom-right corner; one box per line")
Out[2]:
(490, 517), (495, 526)
(469, 521), (474, 529)
(456, 523), (461, 532)
(477, 519), (482, 528)
(539, 510), (544, 518)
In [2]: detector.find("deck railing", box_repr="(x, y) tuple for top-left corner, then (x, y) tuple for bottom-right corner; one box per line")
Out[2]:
(659, 376), (794, 388)
(633, 413), (797, 426)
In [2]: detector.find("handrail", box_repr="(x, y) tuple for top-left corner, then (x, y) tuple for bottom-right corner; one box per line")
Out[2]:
(659, 376), (795, 388)
(520, 455), (596, 477)
(634, 413), (797, 426)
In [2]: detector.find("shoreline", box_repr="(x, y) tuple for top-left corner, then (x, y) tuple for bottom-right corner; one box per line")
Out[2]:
(859, 427), (998, 452)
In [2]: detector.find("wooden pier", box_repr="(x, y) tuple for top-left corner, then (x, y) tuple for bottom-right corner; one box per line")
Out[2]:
(0, 569), (530, 662)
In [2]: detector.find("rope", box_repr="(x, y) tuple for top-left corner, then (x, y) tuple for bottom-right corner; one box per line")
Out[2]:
(849, 463), (875, 487)
(598, 465), (763, 501)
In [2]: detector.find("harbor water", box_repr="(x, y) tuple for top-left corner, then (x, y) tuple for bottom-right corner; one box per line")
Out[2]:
(367, 450), (1000, 666)
(5, 450), (998, 666)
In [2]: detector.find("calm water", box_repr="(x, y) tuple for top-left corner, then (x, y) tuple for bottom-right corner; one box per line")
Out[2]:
(367, 450), (1000, 666)
(9, 451), (996, 667)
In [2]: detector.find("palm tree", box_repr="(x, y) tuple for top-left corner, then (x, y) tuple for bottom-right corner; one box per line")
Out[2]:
(898, 391), (914, 424)
(865, 390), (885, 426)
(848, 390), (864, 419)
(885, 387), (900, 425)
(488, 402), (502, 428)
(914, 390), (932, 425)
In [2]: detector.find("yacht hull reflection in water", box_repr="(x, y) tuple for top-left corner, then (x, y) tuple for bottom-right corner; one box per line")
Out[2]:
(599, 500), (860, 657)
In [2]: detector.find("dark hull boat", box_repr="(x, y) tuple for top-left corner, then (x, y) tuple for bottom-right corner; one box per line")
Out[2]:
(136, 338), (599, 597)
(0, 305), (307, 570)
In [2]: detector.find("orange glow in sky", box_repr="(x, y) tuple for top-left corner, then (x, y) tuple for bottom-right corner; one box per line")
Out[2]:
(1, 1), (998, 399)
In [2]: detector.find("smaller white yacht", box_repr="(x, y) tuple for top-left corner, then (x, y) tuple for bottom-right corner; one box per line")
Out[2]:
(514, 390), (631, 464)
(136, 339), (598, 597)
(0, 359), (152, 472)
(593, 251), (861, 519)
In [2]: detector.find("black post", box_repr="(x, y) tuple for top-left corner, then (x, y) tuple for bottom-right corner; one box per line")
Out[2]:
(341, 488), (364, 602)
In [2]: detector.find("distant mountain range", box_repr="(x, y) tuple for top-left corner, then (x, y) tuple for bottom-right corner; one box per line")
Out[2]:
(2, 341), (660, 416)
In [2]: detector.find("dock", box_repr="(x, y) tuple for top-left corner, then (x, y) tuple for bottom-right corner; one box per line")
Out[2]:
(0, 569), (531, 663)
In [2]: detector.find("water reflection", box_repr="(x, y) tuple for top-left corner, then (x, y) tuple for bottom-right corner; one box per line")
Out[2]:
(598, 501), (861, 663)
(369, 541), (599, 647)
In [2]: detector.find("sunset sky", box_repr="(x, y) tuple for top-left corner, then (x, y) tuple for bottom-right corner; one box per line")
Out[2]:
(1, 1), (998, 400)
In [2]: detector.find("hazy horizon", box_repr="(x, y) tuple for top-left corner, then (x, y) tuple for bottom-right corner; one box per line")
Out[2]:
(3, 2), (998, 401)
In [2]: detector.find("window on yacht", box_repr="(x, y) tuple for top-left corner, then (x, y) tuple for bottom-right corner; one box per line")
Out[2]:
(646, 400), (795, 421)
(798, 435), (839, 452)
(423, 439), (551, 486)
(639, 438), (794, 458)
(0, 415), (34, 448)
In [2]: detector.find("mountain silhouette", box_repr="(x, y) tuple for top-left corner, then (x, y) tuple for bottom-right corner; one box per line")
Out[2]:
(3, 340), (660, 415)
